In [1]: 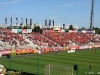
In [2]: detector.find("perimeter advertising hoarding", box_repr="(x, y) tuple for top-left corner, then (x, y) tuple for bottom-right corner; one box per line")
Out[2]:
(17, 29), (22, 33)
(22, 29), (32, 33)
(69, 30), (78, 33)
(81, 30), (86, 33)
(12, 29), (17, 33)
(22, 29), (27, 33)
(27, 29), (32, 33)
(85, 30), (95, 33)
(12, 29), (32, 33)
(79, 45), (89, 49)
(0, 50), (11, 56)
(81, 30), (95, 33)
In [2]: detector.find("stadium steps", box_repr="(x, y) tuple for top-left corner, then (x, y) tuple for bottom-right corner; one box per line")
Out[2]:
(23, 35), (40, 49)
(13, 38), (20, 46)
(0, 46), (3, 50)
(0, 41), (4, 50)
(0, 40), (12, 50)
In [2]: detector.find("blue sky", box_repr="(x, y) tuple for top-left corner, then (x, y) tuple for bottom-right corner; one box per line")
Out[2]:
(0, 0), (100, 28)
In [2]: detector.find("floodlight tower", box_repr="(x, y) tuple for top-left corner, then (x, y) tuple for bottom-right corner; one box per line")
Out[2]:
(90, 0), (94, 30)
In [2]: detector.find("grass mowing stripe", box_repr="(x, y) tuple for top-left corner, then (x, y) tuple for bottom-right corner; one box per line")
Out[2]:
(58, 53), (100, 59)
(1, 56), (99, 74)
(39, 54), (100, 64)
(8, 58), (57, 71)
(0, 49), (100, 75)
(41, 58), (95, 67)
(11, 52), (99, 68)
(41, 57), (100, 65)
(41, 51), (100, 58)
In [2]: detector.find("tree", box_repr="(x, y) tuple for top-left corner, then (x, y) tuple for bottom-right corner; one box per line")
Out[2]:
(18, 26), (22, 29)
(34, 26), (41, 32)
(65, 29), (68, 32)
(23, 26), (30, 29)
(0, 27), (3, 29)
(81, 27), (86, 30)
(98, 30), (100, 34)
(69, 25), (73, 30)
(32, 29), (34, 32)
(93, 27), (100, 34)
(7, 26), (11, 29)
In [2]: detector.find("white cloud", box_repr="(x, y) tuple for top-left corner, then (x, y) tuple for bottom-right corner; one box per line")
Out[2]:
(63, 4), (71, 7)
(60, 16), (67, 19)
(0, 0), (23, 5)
(49, 16), (56, 19)
(64, 3), (74, 7)
(51, 1), (91, 12)
(77, 4), (83, 7)
(84, 4), (91, 6)
(52, 6), (61, 11)
(49, 16), (67, 19)
(77, 3), (91, 7)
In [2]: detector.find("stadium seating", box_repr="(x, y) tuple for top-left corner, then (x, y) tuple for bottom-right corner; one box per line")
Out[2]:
(0, 29), (100, 52)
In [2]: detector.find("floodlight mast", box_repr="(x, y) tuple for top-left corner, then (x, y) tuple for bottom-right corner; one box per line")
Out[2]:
(90, 0), (94, 31)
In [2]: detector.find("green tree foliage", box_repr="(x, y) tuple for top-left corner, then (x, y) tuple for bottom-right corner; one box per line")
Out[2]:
(65, 29), (68, 32)
(93, 27), (100, 34)
(78, 27), (86, 31)
(34, 26), (41, 32)
(82, 27), (86, 30)
(23, 26), (30, 29)
(7, 26), (11, 29)
(18, 26), (22, 29)
(0, 27), (3, 29)
(32, 29), (34, 32)
(23, 26), (27, 29)
(69, 25), (73, 30)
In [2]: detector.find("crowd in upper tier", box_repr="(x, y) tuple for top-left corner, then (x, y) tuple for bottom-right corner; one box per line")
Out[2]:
(0, 29), (100, 50)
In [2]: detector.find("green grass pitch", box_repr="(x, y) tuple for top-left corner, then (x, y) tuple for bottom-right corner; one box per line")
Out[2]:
(0, 49), (100, 75)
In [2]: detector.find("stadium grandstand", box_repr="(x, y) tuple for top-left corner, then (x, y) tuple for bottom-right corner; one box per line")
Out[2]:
(0, 28), (100, 55)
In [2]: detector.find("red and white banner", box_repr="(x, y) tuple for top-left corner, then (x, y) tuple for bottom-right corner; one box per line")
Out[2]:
(94, 44), (100, 48)
(69, 30), (78, 33)
(12, 29), (17, 33)
(16, 49), (35, 54)
(58, 30), (62, 33)
(27, 29), (32, 33)
(79, 46), (89, 49)
(22, 29), (27, 33)
(0, 50), (11, 56)
(69, 46), (79, 50)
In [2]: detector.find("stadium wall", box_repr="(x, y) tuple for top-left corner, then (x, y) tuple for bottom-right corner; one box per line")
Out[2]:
(0, 43), (100, 56)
